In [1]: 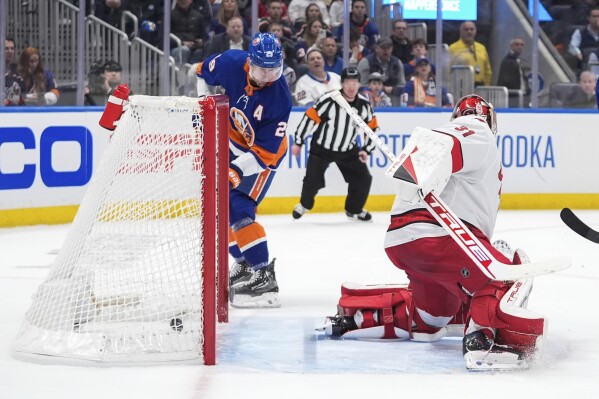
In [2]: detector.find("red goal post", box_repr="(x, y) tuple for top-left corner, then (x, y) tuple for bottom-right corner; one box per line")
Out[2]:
(12, 95), (230, 366)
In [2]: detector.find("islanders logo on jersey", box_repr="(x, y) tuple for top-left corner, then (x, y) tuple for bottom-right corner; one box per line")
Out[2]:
(230, 107), (255, 146)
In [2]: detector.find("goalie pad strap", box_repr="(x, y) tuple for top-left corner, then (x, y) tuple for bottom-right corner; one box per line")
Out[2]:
(382, 293), (395, 338)
(338, 285), (445, 339)
(339, 286), (412, 339)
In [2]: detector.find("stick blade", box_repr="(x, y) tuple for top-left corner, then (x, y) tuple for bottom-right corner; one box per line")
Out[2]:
(489, 256), (571, 280)
(560, 208), (599, 243)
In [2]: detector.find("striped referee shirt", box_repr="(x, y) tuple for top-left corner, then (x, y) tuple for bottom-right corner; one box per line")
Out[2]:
(294, 90), (379, 154)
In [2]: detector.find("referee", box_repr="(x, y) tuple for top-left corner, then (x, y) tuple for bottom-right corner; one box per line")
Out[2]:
(291, 67), (379, 221)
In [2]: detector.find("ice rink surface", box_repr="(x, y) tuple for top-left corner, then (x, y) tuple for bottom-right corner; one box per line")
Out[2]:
(1, 210), (598, 398)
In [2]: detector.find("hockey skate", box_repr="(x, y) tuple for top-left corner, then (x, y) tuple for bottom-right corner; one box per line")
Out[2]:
(292, 203), (308, 219)
(346, 209), (372, 222)
(463, 330), (530, 371)
(230, 259), (280, 308)
(318, 315), (358, 337)
(229, 260), (253, 289)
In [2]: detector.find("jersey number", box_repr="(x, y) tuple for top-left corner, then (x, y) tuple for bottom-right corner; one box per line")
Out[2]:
(454, 125), (475, 137)
(275, 122), (287, 137)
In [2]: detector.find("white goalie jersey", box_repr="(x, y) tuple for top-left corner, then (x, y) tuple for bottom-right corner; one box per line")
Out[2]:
(385, 115), (503, 248)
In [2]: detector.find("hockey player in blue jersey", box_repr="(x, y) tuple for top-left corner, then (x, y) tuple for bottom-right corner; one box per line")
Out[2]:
(196, 32), (292, 308)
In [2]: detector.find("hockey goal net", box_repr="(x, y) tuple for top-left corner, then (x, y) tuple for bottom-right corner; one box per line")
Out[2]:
(12, 95), (230, 365)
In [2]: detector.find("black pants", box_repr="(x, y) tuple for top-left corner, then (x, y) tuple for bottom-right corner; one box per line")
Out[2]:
(299, 145), (372, 215)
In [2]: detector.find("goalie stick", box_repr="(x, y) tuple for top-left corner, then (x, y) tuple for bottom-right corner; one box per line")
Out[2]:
(330, 90), (570, 280)
(560, 208), (599, 243)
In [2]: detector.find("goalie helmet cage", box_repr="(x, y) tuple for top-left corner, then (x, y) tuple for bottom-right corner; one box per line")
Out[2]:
(12, 95), (230, 366)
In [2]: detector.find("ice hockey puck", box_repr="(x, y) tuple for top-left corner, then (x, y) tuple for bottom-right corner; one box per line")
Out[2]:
(170, 318), (183, 332)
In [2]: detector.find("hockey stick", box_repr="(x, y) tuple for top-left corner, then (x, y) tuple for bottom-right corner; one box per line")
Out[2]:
(560, 208), (599, 243)
(330, 90), (570, 280)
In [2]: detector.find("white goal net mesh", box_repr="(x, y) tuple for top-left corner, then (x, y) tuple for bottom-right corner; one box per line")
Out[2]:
(13, 95), (223, 364)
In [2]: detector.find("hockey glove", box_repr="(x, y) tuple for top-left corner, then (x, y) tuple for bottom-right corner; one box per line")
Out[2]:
(99, 83), (130, 131)
(228, 165), (243, 189)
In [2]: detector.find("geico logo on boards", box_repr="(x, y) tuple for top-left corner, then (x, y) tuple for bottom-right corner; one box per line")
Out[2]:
(0, 126), (93, 190)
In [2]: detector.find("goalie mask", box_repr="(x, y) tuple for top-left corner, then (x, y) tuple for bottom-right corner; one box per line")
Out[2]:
(248, 33), (283, 85)
(451, 94), (497, 135)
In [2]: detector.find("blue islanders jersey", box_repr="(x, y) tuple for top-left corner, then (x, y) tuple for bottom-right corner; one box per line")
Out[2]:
(197, 50), (292, 177)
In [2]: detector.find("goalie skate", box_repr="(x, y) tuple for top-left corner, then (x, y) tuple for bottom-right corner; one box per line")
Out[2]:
(230, 260), (280, 308)
(318, 315), (358, 337)
(463, 331), (531, 371)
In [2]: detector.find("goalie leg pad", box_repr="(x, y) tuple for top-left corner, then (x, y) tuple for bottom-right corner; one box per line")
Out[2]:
(469, 279), (544, 353)
(329, 283), (446, 341)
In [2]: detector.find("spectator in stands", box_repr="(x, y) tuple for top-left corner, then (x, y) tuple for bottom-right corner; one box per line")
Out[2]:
(128, 0), (164, 47)
(292, 2), (331, 37)
(549, 0), (592, 55)
(258, 0), (293, 38)
(192, 0), (213, 31)
(94, 0), (134, 35)
(357, 37), (406, 102)
(294, 18), (326, 68)
(390, 20), (412, 64)
(288, 0), (330, 27)
(204, 16), (250, 59)
(210, 0), (246, 37)
(84, 61), (107, 105)
(403, 38), (436, 79)
(329, 0), (344, 29)
(294, 48), (341, 106)
(569, 7), (599, 74)
(257, 0), (288, 19)
(400, 57), (451, 108)
(449, 21), (492, 86)
(497, 37), (529, 95)
(564, 70), (597, 108)
(235, 0), (251, 21)
(334, 0), (380, 51)
(4, 38), (25, 106)
(17, 47), (59, 106)
(321, 36), (343, 75)
(103, 60), (124, 92)
(348, 28), (370, 67)
(85, 60), (125, 106)
(170, 0), (209, 65)
(361, 72), (392, 107)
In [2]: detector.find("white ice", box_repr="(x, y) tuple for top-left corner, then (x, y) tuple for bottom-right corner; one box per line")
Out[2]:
(1, 210), (598, 398)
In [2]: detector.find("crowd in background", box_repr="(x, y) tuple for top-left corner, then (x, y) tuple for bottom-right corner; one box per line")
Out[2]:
(4, 0), (599, 109)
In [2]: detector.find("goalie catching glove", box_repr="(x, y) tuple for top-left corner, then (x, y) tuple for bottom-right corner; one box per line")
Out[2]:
(99, 84), (130, 131)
